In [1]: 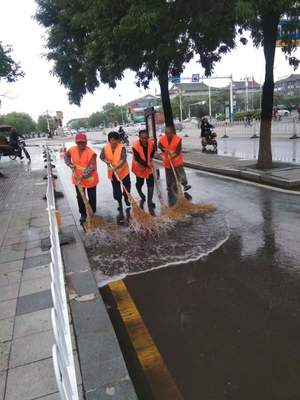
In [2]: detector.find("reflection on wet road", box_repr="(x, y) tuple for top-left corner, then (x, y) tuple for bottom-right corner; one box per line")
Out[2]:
(56, 144), (300, 400)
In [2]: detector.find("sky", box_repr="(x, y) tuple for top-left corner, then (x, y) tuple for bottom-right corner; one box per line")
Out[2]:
(0, 0), (299, 124)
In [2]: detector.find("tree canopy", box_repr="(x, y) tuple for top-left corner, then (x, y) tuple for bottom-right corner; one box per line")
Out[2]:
(37, 115), (49, 132)
(0, 42), (24, 83)
(35, 0), (236, 126)
(1, 112), (36, 134)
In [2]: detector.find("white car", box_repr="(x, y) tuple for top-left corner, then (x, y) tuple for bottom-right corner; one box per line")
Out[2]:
(277, 109), (290, 117)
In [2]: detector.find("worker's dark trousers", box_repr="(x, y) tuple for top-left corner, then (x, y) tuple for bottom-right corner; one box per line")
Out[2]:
(111, 174), (131, 203)
(75, 186), (97, 216)
(165, 166), (188, 194)
(136, 174), (154, 202)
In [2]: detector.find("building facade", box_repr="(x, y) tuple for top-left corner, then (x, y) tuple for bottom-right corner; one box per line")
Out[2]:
(275, 74), (300, 96)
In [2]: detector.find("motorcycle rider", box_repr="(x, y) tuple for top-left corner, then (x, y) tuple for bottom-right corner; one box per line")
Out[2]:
(201, 117), (215, 151)
(118, 126), (129, 145)
(9, 128), (25, 159)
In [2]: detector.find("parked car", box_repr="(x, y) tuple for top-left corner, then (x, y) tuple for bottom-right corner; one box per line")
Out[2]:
(277, 109), (290, 117)
(175, 122), (183, 132)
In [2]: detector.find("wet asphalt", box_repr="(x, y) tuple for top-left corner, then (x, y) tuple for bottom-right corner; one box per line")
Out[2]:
(53, 143), (300, 400)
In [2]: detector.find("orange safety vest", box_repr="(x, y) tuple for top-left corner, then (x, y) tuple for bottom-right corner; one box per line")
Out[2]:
(69, 146), (99, 188)
(103, 143), (130, 180)
(131, 139), (154, 179)
(159, 134), (183, 168)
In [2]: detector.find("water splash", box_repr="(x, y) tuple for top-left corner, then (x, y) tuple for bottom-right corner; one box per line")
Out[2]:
(85, 210), (230, 287)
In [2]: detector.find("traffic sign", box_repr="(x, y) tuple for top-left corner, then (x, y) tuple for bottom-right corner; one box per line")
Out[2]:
(276, 19), (300, 47)
(170, 75), (181, 84)
(192, 74), (200, 83)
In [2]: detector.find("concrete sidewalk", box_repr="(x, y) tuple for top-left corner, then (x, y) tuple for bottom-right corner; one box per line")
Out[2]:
(0, 160), (83, 400)
(182, 149), (300, 190)
(0, 151), (137, 400)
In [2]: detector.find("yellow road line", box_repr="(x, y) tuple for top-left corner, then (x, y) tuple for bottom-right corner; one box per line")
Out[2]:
(108, 280), (183, 400)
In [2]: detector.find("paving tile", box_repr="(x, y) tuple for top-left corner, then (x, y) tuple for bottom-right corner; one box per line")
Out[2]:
(34, 385), (84, 400)
(0, 284), (19, 302)
(0, 341), (10, 371)
(71, 298), (112, 335)
(30, 217), (49, 228)
(85, 379), (138, 400)
(0, 260), (23, 275)
(3, 228), (49, 247)
(23, 254), (51, 270)
(5, 357), (57, 400)
(22, 265), (50, 281)
(81, 354), (129, 392)
(25, 240), (42, 250)
(16, 290), (52, 316)
(9, 329), (54, 368)
(0, 271), (21, 288)
(0, 371), (7, 400)
(25, 247), (48, 259)
(0, 318), (14, 342)
(0, 299), (17, 320)
(33, 393), (60, 400)
(19, 275), (51, 297)
(0, 248), (25, 263)
(14, 308), (51, 339)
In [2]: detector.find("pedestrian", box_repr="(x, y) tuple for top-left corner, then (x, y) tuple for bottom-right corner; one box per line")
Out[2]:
(64, 133), (99, 224)
(158, 125), (191, 196)
(297, 105), (300, 121)
(100, 131), (131, 211)
(132, 129), (156, 210)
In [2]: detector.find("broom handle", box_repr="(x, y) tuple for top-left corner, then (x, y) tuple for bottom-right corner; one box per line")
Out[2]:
(72, 167), (94, 218)
(168, 154), (181, 189)
(112, 167), (140, 208)
(76, 184), (94, 218)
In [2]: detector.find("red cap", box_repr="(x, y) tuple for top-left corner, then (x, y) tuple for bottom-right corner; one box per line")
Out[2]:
(75, 133), (87, 143)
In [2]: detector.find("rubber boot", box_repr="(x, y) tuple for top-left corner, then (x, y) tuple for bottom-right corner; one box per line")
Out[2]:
(147, 185), (155, 210)
(117, 200), (123, 212)
(136, 184), (146, 208)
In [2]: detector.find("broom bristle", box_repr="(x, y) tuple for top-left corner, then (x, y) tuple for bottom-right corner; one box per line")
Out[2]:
(161, 191), (215, 220)
(84, 215), (116, 232)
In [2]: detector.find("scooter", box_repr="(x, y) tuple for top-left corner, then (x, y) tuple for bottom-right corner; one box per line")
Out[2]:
(202, 131), (218, 153)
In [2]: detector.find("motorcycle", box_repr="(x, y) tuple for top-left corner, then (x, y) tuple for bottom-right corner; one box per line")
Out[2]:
(119, 131), (129, 146)
(0, 140), (31, 161)
(201, 131), (218, 153)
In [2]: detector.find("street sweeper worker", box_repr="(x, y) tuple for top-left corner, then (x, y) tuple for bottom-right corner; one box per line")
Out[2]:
(100, 131), (131, 211)
(158, 125), (191, 194)
(64, 133), (99, 224)
(132, 130), (156, 210)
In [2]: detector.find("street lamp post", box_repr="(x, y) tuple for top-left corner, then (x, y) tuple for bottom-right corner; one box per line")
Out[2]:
(118, 94), (124, 125)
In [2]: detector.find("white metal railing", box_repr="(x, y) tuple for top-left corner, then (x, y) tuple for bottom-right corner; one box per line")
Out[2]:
(44, 146), (79, 400)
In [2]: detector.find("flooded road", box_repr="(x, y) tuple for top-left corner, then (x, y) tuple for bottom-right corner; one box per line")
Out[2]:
(56, 143), (300, 400)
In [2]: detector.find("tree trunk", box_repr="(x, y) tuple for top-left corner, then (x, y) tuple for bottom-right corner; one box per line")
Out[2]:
(158, 63), (174, 127)
(257, 13), (280, 170)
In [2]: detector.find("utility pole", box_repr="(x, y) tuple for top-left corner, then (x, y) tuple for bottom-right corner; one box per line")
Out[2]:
(208, 78), (212, 120)
(118, 94), (124, 125)
(230, 75), (234, 123)
(178, 87), (183, 122)
(245, 76), (249, 112)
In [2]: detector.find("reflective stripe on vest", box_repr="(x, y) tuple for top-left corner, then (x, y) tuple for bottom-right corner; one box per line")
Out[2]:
(69, 146), (99, 188)
(159, 134), (183, 168)
(131, 139), (154, 179)
(103, 143), (130, 180)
